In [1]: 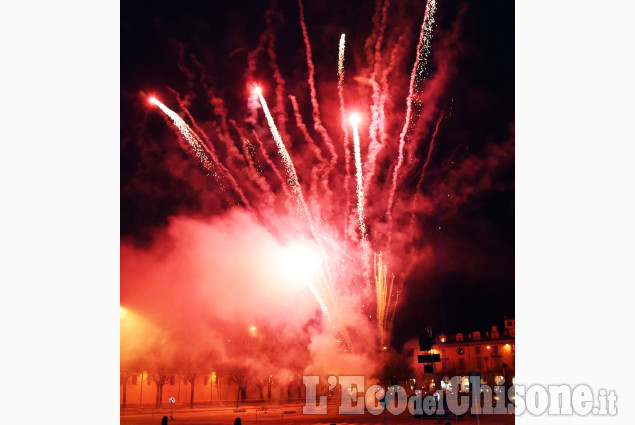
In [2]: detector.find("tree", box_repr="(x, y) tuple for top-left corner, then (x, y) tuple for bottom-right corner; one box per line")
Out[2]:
(185, 373), (197, 408)
(229, 365), (250, 407)
(152, 369), (171, 407)
(172, 334), (218, 409)
(255, 381), (265, 401)
(120, 372), (131, 408)
(120, 360), (142, 408)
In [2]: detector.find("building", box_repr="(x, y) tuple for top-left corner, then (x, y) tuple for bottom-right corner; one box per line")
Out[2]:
(120, 371), (305, 407)
(417, 317), (515, 389)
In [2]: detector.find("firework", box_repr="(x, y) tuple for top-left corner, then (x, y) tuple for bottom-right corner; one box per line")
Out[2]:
(289, 94), (327, 200)
(251, 129), (293, 206)
(144, 0), (445, 353)
(364, 0), (390, 195)
(309, 275), (353, 348)
(338, 33), (352, 236)
(351, 113), (372, 284)
(374, 252), (398, 347)
(255, 87), (313, 225)
(149, 97), (253, 212)
(297, 0), (337, 178)
(350, 113), (367, 242)
(257, 87), (352, 339)
(385, 0), (438, 231)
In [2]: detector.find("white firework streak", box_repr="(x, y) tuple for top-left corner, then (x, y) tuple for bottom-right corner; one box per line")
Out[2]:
(150, 97), (253, 211)
(338, 33), (352, 237)
(257, 90), (346, 322)
(351, 119), (367, 241)
(307, 277), (352, 347)
(256, 90), (313, 224)
(352, 117), (372, 284)
(385, 0), (437, 230)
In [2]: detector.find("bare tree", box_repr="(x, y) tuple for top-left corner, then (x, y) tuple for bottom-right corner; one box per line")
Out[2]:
(185, 373), (197, 408)
(229, 365), (250, 407)
(121, 358), (142, 408)
(120, 372), (131, 408)
(152, 369), (171, 407)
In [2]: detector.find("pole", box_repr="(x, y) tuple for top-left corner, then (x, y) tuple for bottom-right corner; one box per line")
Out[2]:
(140, 373), (144, 405)
(430, 349), (437, 392)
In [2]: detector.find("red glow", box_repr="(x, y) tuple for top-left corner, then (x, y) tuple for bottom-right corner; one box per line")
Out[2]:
(148, 96), (157, 105)
(349, 112), (361, 125)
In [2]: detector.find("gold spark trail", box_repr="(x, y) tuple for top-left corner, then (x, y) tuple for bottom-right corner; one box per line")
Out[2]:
(374, 252), (397, 347)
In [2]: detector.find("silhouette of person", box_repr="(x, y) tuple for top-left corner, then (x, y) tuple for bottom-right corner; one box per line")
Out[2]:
(234, 418), (242, 425)
(161, 416), (168, 425)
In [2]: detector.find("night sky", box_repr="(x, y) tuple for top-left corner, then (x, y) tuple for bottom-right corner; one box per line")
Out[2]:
(121, 0), (514, 352)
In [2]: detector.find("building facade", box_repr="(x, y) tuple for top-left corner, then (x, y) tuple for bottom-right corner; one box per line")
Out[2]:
(417, 317), (515, 389)
(120, 371), (305, 407)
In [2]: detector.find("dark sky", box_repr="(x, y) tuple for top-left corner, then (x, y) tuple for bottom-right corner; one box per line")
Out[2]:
(121, 0), (514, 350)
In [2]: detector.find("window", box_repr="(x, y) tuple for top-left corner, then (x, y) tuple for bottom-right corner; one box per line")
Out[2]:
(131, 375), (138, 386)
(458, 358), (465, 369)
(457, 348), (464, 355)
(170, 376), (175, 385)
(493, 346), (499, 354)
(475, 346), (482, 354)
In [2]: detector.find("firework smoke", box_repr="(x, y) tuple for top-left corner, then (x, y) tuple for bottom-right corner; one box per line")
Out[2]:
(129, 0), (486, 390)
(297, 0), (338, 179)
(146, 0), (442, 357)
